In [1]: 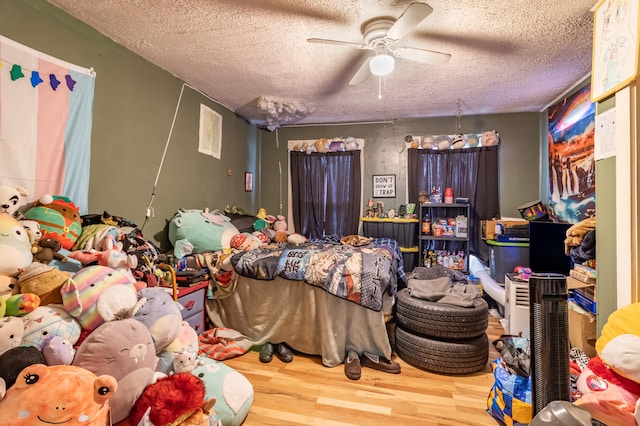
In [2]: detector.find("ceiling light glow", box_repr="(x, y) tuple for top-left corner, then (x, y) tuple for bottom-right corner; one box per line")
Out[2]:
(369, 53), (395, 76)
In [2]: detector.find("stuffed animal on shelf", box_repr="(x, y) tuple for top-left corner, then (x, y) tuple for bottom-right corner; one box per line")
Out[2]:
(482, 130), (499, 146)
(32, 237), (68, 264)
(0, 184), (29, 218)
(0, 364), (117, 426)
(0, 213), (33, 277)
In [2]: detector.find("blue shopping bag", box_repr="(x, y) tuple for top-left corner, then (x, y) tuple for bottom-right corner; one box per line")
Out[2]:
(487, 358), (533, 426)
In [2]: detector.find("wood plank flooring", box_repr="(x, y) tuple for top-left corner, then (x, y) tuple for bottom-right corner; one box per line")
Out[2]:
(223, 315), (504, 426)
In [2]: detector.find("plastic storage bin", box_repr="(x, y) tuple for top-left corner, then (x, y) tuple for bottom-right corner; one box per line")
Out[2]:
(361, 218), (418, 247)
(487, 240), (530, 283)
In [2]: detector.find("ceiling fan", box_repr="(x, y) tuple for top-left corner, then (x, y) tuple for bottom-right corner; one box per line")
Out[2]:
(308, 2), (451, 85)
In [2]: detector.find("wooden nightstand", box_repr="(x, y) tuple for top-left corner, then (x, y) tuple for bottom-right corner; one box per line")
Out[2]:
(176, 281), (208, 335)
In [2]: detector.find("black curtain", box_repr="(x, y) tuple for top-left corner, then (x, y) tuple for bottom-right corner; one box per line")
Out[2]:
(290, 150), (361, 239)
(407, 146), (500, 263)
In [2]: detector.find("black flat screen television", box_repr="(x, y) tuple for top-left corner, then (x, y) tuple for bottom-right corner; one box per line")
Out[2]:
(529, 221), (572, 276)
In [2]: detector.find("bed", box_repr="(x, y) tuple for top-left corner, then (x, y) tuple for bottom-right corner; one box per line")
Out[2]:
(204, 236), (405, 367)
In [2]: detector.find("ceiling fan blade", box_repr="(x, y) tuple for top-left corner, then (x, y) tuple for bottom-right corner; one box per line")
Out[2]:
(386, 2), (433, 42)
(349, 57), (372, 85)
(307, 38), (368, 49)
(394, 46), (451, 65)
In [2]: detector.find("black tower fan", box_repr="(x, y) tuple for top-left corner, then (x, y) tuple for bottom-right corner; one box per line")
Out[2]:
(528, 273), (571, 415)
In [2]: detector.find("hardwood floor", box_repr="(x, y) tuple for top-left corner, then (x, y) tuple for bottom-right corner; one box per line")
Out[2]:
(223, 315), (504, 426)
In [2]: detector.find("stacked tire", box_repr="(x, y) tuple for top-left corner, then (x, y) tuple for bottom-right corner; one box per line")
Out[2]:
(394, 288), (490, 374)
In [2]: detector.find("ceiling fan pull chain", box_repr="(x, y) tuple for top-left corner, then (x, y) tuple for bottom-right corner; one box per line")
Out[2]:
(378, 76), (383, 99)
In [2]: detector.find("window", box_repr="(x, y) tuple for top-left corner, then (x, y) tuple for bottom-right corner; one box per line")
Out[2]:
(289, 150), (362, 239)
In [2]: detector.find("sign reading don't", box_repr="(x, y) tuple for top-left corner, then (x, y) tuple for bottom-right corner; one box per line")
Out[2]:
(372, 174), (396, 198)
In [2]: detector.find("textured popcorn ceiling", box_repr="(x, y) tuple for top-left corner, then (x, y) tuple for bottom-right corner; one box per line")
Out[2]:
(47, 0), (596, 129)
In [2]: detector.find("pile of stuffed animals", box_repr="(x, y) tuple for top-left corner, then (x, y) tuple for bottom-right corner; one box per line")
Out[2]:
(0, 184), (255, 426)
(572, 301), (640, 425)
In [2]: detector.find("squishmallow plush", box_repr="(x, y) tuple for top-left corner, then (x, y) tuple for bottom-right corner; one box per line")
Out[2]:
(73, 318), (156, 423)
(157, 320), (200, 374)
(23, 195), (82, 250)
(168, 208), (240, 259)
(0, 345), (46, 389)
(0, 364), (117, 426)
(134, 287), (183, 353)
(61, 265), (137, 331)
(191, 356), (254, 426)
(0, 213), (33, 277)
(482, 130), (499, 146)
(21, 304), (82, 349)
(0, 317), (24, 356)
(14, 262), (72, 305)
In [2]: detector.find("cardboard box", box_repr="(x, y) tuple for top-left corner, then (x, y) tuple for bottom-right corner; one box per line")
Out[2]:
(568, 305), (597, 358)
(482, 219), (529, 240)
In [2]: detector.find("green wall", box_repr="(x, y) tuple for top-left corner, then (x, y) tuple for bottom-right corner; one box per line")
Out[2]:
(0, 0), (261, 250)
(260, 114), (542, 221)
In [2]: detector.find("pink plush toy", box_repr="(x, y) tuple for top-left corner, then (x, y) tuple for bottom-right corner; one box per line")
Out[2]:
(68, 235), (139, 283)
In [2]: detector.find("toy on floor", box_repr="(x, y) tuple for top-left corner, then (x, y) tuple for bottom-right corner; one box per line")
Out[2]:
(0, 364), (117, 426)
(73, 316), (156, 424)
(129, 373), (221, 426)
(0, 345), (46, 389)
(21, 304), (82, 349)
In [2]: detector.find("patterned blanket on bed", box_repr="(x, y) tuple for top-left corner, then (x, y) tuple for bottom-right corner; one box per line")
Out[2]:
(231, 236), (404, 311)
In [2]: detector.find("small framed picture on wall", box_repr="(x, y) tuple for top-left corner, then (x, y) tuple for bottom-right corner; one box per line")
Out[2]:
(372, 174), (396, 198)
(244, 172), (253, 192)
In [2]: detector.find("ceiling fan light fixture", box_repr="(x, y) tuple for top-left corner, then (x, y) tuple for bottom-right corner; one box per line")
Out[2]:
(369, 52), (395, 76)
